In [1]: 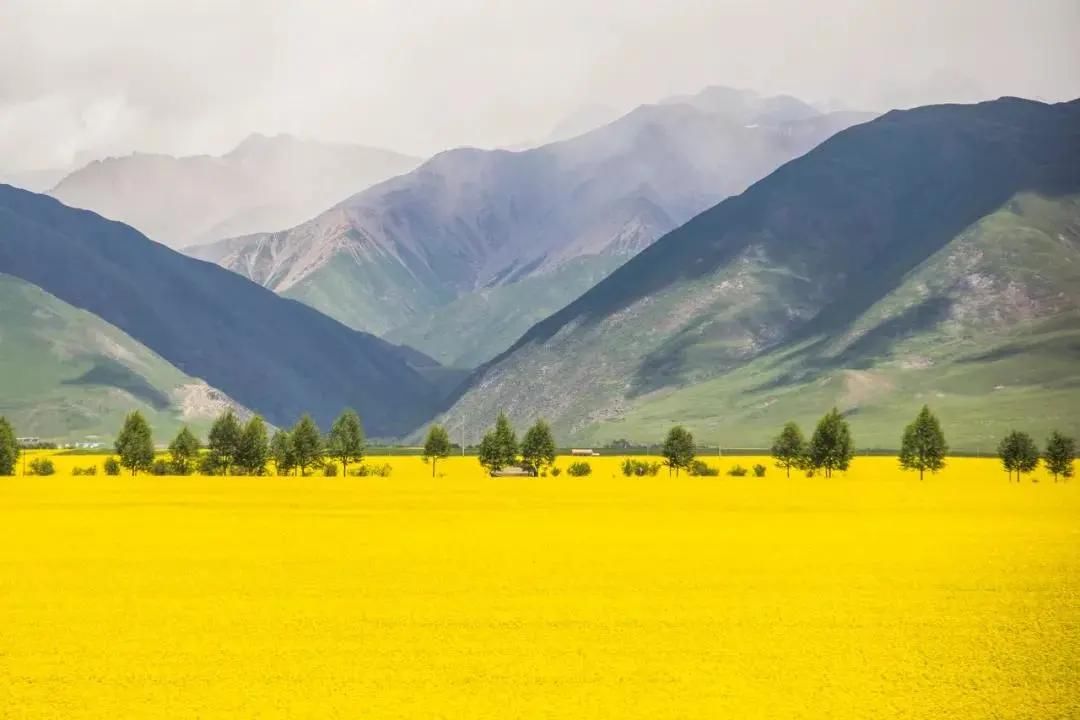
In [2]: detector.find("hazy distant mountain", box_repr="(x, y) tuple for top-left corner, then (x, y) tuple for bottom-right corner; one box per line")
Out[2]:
(441, 98), (1080, 448)
(0, 167), (70, 193)
(0, 185), (441, 437)
(193, 87), (874, 367)
(48, 135), (419, 248)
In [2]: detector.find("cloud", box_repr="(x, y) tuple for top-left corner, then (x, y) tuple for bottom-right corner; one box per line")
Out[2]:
(1, 0), (1077, 172)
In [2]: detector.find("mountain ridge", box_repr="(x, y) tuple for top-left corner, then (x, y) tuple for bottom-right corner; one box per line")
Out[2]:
(48, 134), (420, 249)
(0, 185), (441, 437)
(439, 97), (1080, 447)
(193, 88), (875, 365)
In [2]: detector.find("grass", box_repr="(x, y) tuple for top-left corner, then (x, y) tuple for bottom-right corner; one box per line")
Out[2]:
(0, 273), (201, 441)
(2, 454), (1077, 717)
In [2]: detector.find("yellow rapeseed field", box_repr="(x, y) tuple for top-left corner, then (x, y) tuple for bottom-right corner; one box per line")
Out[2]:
(1, 454), (1077, 718)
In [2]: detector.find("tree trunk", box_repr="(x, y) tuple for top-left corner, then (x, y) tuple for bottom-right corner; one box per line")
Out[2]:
(432, 458), (436, 478)
(920, 467), (924, 481)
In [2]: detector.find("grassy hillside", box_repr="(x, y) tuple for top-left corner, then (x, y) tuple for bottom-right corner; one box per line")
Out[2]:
(0, 273), (237, 441)
(385, 255), (623, 367)
(442, 99), (1080, 448)
(0, 184), (441, 437)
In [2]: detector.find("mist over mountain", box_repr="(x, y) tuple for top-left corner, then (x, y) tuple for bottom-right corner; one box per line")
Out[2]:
(48, 135), (419, 249)
(440, 97), (1080, 448)
(192, 87), (874, 367)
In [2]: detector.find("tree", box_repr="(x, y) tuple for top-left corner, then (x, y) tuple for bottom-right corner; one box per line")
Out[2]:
(422, 424), (452, 477)
(290, 415), (323, 476)
(898, 405), (947, 480)
(661, 425), (695, 476)
(270, 429), (295, 476)
(207, 409), (242, 475)
(770, 421), (806, 478)
(327, 409), (365, 476)
(115, 411), (154, 476)
(236, 416), (270, 475)
(1043, 431), (1076, 482)
(477, 414), (516, 475)
(997, 430), (1040, 482)
(807, 408), (853, 478)
(168, 426), (201, 475)
(520, 420), (556, 476)
(479, 413), (519, 474)
(0, 416), (18, 476)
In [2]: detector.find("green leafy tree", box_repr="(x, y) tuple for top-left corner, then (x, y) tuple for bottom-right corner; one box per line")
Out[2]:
(661, 425), (695, 476)
(898, 405), (947, 480)
(168, 426), (201, 475)
(520, 420), (556, 476)
(290, 415), (324, 476)
(115, 411), (154, 476)
(327, 409), (365, 476)
(478, 413), (519, 474)
(770, 422), (806, 478)
(0, 416), (18, 476)
(477, 432), (502, 474)
(1043, 431), (1075, 482)
(207, 409), (242, 475)
(422, 424), (452, 477)
(236, 416), (270, 475)
(270, 430), (295, 476)
(997, 430), (1040, 482)
(807, 408), (854, 478)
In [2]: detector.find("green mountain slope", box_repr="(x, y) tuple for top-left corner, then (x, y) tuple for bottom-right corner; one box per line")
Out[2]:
(0, 273), (242, 441)
(442, 98), (1080, 449)
(0, 185), (441, 437)
(384, 255), (623, 368)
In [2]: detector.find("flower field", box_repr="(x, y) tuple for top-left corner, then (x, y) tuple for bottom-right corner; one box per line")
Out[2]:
(1, 455), (1077, 718)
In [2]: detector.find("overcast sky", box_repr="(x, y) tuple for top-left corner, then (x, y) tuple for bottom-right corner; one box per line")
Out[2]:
(1, 0), (1077, 172)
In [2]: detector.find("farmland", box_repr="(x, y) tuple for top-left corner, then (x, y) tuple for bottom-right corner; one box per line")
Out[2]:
(1, 455), (1078, 718)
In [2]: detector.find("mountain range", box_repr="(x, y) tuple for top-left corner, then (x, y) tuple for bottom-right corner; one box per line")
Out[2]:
(0, 185), (442, 438)
(440, 97), (1080, 449)
(48, 134), (419, 249)
(189, 87), (874, 368)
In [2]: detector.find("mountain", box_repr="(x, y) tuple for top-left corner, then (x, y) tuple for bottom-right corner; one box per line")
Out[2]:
(0, 185), (441, 437)
(440, 98), (1080, 449)
(0, 167), (70, 193)
(48, 135), (419, 249)
(191, 87), (875, 367)
(0, 273), (246, 441)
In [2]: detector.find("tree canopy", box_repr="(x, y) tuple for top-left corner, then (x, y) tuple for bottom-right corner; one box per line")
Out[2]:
(422, 424), (452, 477)
(327, 409), (365, 475)
(1043, 431), (1075, 482)
(520, 420), (556, 476)
(898, 406), (947, 480)
(236, 415), (270, 475)
(207, 409), (242, 475)
(770, 421), (806, 478)
(0, 417), (19, 476)
(168, 426), (201, 475)
(807, 408), (853, 478)
(478, 413), (518, 474)
(115, 411), (154, 476)
(291, 415), (324, 475)
(661, 425), (695, 476)
(998, 430), (1040, 481)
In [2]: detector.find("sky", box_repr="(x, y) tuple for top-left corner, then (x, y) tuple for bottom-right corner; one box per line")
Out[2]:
(0, 0), (1077, 173)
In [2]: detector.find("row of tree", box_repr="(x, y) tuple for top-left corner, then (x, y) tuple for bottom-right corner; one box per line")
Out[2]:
(765, 405), (1074, 482)
(110, 409), (367, 476)
(434, 413), (557, 476)
(0, 407), (1074, 481)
